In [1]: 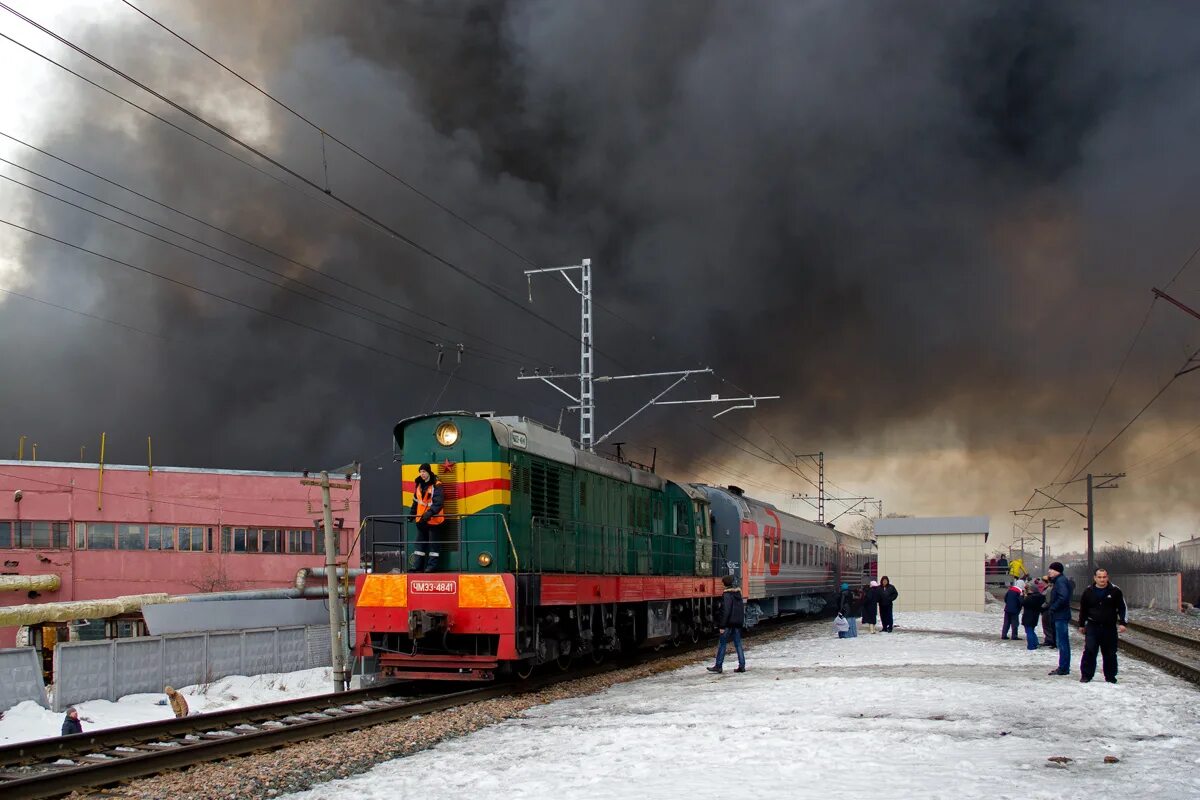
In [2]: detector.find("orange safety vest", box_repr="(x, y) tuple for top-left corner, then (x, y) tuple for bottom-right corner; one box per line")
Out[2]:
(415, 481), (444, 525)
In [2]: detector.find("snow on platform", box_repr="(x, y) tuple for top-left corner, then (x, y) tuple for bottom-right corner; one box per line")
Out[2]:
(282, 612), (1200, 800)
(0, 667), (334, 745)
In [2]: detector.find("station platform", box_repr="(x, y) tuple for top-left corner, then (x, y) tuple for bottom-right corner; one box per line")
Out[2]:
(279, 610), (1200, 800)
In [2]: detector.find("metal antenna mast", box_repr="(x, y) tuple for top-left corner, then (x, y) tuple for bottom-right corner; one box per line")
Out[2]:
(521, 259), (779, 452)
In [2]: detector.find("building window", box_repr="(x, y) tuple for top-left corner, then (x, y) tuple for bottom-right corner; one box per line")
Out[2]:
(148, 525), (175, 550)
(260, 528), (282, 553)
(288, 529), (314, 554)
(316, 530), (341, 555)
(0, 521), (9, 548)
(88, 523), (116, 550)
(178, 526), (205, 552)
(117, 524), (145, 550)
(74, 522), (86, 549)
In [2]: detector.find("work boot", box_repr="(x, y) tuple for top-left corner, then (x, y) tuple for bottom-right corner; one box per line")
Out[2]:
(408, 552), (425, 572)
(734, 666), (746, 673)
(706, 666), (722, 674)
(424, 553), (439, 572)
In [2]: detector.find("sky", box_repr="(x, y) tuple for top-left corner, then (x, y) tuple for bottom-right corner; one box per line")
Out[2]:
(3, 1), (1200, 554)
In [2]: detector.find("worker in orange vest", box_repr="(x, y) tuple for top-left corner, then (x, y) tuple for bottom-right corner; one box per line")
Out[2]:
(409, 463), (445, 572)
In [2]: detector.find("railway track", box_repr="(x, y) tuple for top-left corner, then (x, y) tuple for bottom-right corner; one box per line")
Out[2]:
(0, 618), (814, 800)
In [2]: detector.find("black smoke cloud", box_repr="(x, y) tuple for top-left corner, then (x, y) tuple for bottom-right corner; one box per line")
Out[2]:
(3, 0), (1200, 540)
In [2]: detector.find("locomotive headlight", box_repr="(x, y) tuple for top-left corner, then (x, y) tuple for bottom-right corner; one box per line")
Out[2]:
(477, 552), (493, 567)
(435, 421), (459, 447)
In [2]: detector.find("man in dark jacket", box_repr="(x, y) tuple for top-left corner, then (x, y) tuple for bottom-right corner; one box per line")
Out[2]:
(409, 463), (445, 573)
(61, 707), (83, 736)
(1002, 581), (1023, 640)
(1046, 562), (1075, 676)
(708, 574), (746, 674)
(878, 576), (899, 632)
(1078, 568), (1127, 683)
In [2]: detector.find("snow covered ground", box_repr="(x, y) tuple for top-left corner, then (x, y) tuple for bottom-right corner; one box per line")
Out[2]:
(281, 611), (1200, 800)
(0, 667), (334, 745)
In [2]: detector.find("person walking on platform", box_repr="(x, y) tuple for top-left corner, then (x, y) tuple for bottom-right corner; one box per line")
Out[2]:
(1002, 580), (1023, 640)
(878, 576), (899, 632)
(1078, 568), (1127, 683)
(409, 463), (445, 573)
(1045, 562), (1075, 676)
(708, 574), (746, 673)
(1021, 581), (1045, 650)
(838, 582), (860, 638)
(862, 580), (880, 633)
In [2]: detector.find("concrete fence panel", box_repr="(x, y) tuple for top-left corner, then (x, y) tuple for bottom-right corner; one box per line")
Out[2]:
(163, 635), (206, 689)
(244, 629), (278, 676)
(113, 638), (164, 699)
(278, 628), (307, 673)
(206, 632), (243, 682)
(0, 647), (50, 710)
(55, 640), (113, 712)
(1119, 572), (1182, 611)
(54, 625), (327, 710)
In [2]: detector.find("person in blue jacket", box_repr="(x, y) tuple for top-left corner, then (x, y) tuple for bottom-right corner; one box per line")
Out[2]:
(1020, 581), (1046, 650)
(1002, 580), (1024, 640)
(1045, 562), (1075, 676)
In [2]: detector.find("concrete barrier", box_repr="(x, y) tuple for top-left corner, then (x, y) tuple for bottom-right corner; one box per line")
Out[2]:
(0, 647), (50, 710)
(53, 624), (332, 711)
(1066, 570), (1181, 611)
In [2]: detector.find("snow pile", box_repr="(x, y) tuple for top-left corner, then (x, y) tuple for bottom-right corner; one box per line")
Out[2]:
(0, 667), (334, 745)
(282, 614), (1200, 800)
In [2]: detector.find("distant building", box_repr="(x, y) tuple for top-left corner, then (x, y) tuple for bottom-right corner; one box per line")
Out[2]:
(0, 460), (360, 652)
(874, 516), (989, 612)
(1180, 536), (1200, 570)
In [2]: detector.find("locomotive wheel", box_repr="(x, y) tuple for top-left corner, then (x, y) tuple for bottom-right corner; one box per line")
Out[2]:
(555, 651), (573, 671)
(690, 626), (701, 644)
(514, 660), (535, 680)
(588, 648), (606, 665)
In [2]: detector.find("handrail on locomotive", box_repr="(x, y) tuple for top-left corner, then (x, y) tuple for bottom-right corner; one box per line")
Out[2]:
(363, 512), (725, 576)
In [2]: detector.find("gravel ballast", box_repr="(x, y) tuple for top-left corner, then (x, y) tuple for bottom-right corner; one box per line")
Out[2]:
(68, 624), (806, 800)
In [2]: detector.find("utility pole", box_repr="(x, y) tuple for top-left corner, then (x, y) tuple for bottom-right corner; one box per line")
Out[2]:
(301, 470), (354, 693)
(520, 259), (778, 451)
(795, 452), (824, 523)
(1086, 473), (1123, 573)
(1041, 518), (1061, 575)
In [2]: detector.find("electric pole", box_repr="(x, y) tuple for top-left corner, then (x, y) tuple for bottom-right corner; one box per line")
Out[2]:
(794, 452), (824, 523)
(520, 259), (778, 451)
(1086, 473), (1123, 573)
(1041, 518), (1061, 575)
(301, 470), (354, 693)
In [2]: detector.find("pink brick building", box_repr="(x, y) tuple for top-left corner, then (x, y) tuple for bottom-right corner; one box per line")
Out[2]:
(0, 460), (360, 649)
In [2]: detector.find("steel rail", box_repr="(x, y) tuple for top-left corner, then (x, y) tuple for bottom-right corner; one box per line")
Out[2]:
(0, 683), (410, 768)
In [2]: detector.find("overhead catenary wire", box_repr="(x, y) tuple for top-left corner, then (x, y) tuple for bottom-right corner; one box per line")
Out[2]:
(113, 0), (661, 343)
(0, 6), (591, 351)
(0, 129), (550, 369)
(0, 161), (532, 369)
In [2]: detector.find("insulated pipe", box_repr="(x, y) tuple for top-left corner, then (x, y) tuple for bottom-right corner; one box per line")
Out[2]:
(0, 574), (61, 593)
(295, 567), (365, 590)
(0, 586), (356, 627)
(0, 593), (174, 627)
(175, 586), (355, 603)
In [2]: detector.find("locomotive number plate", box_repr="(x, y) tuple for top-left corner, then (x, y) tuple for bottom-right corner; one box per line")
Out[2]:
(410, 580), (457, 594)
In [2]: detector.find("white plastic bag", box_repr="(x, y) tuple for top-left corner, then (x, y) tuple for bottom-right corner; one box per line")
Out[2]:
(834, 613), (849, 633)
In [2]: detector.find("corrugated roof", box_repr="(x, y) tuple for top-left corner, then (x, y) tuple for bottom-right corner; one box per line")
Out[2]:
(0, 460), (354, 479)
(874, 516), (990, 537)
